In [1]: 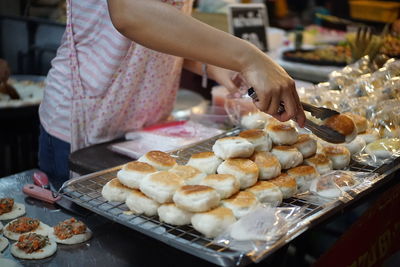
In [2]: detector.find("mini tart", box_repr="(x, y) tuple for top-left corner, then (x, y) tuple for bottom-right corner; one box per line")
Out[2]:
(0, 198), (26, 220)
(3, 217), (51, 241)
(52, 218), (92, 245)
(11, 233), (57, 260)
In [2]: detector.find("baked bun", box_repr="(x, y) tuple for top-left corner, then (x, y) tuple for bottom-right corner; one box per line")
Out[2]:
(212, 137), (254, 160)
(287, 165), (319, 192)
(217, 159), (259, 189)
(344, 113), (368, 134)
(102, 178), (133, 202)
(157, 203), (193, 226)
(324, 114), (357, 143)
(271, 146), (303, 169)
(125, 189), (160, 216)
(169, 165), (206, 185)
(310, 172), (356, 198)
(117, 161), (157, 189)
(322, 145), (351, 169)
(343, 136), (366, 155)
(222, 191), (260, 219)
(139, 171), (184, 204)
(240, 111), (269, 129)
(365, 138), (400, 158)
(304, 153), (333, 174)
(269, 173), (297, 199)
(245, 181), (283, 205)
(239, 129), (272, 152)
(186, 152), (223, 174)
(173, 185), (220, 212)
(200, 174), (240, 199)
(293, 134), (317, 159)
(138, 151), (177, 171)
(266, 123), (298, 145)
(358, 129), (380, 144)
(191, 206), (236, 238)
(249, 151), (281, 180)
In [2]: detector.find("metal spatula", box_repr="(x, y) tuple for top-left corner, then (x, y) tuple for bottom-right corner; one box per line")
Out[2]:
(247, 88), (345, 143)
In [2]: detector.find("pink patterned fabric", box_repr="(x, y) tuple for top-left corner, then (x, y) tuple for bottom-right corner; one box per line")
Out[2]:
(39, 0), (193, 151)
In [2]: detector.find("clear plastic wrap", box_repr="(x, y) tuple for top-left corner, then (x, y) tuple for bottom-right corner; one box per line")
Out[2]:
(309, 171), (377, 201)
(353, 138), (400, 167)
(213, 205), (307, 262)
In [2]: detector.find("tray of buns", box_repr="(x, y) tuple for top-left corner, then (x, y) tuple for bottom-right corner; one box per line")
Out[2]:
(61, 122), (400, 266)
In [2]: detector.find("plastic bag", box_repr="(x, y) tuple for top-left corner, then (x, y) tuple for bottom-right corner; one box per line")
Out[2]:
(213, 205), (307, 262)
(353, 138), (400, 167)
(109, 120), (223, 158)
(309, 171), (377, 201)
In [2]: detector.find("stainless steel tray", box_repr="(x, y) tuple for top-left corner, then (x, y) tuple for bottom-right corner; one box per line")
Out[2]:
(61, 128), (400, 266)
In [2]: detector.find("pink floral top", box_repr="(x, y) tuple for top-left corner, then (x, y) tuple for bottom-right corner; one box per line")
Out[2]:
(39, 0), (193, 151)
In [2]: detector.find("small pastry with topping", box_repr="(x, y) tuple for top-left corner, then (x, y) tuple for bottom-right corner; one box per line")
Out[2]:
(4, 217), (51, 241)
(52, 218), (92, 244)
(11, 233), (56, 259)
(0, 198), (25, 220)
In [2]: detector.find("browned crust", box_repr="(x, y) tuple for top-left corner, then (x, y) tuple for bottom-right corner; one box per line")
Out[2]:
(287, 165), (317, 176)
(204, 174), (235, 181)
(250, 151), (280, 167)
(146, 151), (176, 167)
(109, 178), (127, 189)
(124, 162), (156, 172)
(268, 124), (295, 132)
(224, 159), (259, 174)
(306, 154), (330, 165)
(269, 173), (297, 188)
(246, 181), (276, 191)
(273, 145), (297, 151)
(223, 191), (257, 207)
(150, 171), (183, 186)
(191, 151), (215, 159)
(324, 114), (355, 136)
(323, 146), (349, 156)
(295, 134), (312, 145)
(178, 185), (214, 195)
(239, 129), (265, 139)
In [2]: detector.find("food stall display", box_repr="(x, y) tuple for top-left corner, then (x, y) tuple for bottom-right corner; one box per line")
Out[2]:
(53, 57), (400, 266)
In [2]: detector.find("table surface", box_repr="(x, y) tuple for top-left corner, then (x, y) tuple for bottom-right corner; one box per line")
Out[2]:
(0, 170), (238, 267)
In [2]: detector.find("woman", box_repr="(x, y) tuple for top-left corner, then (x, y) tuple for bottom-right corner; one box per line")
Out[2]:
(39, 0), (305, 189)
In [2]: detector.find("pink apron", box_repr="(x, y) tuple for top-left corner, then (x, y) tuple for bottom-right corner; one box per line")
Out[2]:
(65, 0), (193, 152)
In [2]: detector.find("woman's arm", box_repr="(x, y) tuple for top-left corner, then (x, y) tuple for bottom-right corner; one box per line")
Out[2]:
(107, 0), (305, 125)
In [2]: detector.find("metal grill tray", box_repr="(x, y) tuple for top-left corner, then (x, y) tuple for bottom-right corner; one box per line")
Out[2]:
(62, 128), (400, 266)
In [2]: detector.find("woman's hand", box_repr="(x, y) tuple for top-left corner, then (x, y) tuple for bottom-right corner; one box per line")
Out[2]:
(240, 50), (306, 127)
(0, 59), (10, 82)
(207, 65), (247, 94)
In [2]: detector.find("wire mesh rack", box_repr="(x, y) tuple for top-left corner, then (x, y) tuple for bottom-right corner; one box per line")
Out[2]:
(62, 128), (400, 266)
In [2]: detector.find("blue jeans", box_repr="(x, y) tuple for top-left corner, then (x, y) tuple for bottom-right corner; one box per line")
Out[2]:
(38, 124), (71, 190)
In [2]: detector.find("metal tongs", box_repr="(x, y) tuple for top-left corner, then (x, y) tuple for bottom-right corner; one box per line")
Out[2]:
(247, 88), (345, 143)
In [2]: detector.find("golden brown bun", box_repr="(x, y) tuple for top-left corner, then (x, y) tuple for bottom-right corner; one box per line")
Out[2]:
(267, 124), (296, 133)
(306, 153), (331, 165)
(269, 173), (297, 188)
(324, 114), (356, 136)
(170, 166), (202, 179)
(273, 145), (297, 152)
(344, 113), (368, 134)
(176, 185), (215, 195)
(109, 178), (127, 189)
(145, 151), (177, 167)
(149, 171), (183, 186)
(239, 129), (265, 140)
(287, 165), (317, 176)
(250, 151), (280, 168)
(296, 134), (313, 144)
(191, 152), (215, 159)
(222, 191), (258, 208)
(124, 162), (156, 173)
(223, 159), (259, 174)
(246, 181), (276, 191)
(323, 146), (349, 156)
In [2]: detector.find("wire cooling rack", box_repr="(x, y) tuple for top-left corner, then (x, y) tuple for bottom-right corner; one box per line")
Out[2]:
(62, 128), (400, 266)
